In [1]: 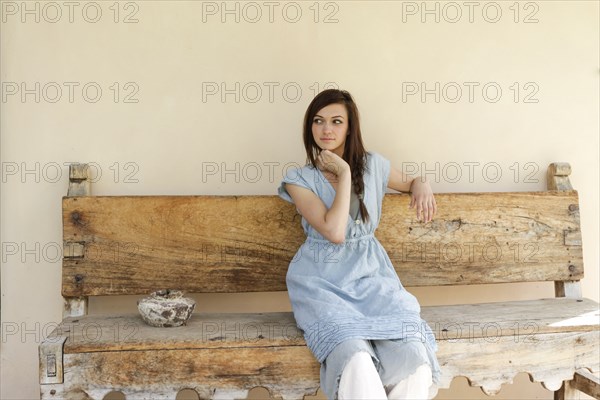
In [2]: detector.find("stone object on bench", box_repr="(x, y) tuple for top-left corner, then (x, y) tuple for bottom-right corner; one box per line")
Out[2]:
(137, 289), (196, 327)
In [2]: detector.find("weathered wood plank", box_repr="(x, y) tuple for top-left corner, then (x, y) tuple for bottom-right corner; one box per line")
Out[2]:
(44, 298), (599, 353)
(55, 346), (321, 400)
(39, 330), (599, 400)
(379, 190), (583, 287)
(435, 330), (599, 395)
(57, 311), (305, 353)
(61, 191), (583, 296)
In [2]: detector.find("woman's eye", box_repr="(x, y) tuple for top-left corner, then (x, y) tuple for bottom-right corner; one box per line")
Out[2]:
(313, 118), (343, 125)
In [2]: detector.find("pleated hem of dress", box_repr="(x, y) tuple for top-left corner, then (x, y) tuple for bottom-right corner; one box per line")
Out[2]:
(305, 313), (438, 363)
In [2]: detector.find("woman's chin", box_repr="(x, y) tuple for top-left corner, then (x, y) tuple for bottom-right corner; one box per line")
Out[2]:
(319, 142), (336, 149)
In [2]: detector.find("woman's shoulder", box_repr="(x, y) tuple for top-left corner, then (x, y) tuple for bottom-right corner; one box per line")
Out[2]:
(297, 163), (318, 177)
(365, 150), (386, 169)
(281, 163), (320, 188)
(366, 150), (386, 161)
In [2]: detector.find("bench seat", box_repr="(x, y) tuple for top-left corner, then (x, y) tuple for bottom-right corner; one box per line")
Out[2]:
(41, 297), (599, 399)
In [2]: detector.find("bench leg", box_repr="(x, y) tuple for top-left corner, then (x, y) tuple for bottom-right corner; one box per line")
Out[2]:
(555, 369), (600, 400)
(554, 379), (580, 400)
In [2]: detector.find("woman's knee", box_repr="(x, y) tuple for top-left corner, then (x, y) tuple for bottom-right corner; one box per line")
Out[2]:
(339, 351), (380, 384)
(343, 351), (376, 373)
(339, 351), (387, 400)
(385, 363), (433, 400)
(405, 363), (433, 387)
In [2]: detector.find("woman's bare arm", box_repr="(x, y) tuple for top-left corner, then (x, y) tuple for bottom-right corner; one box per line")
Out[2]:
(388, 165), (437, 223)
(284, 168), (351, 244)
(387, 165), (415, 193)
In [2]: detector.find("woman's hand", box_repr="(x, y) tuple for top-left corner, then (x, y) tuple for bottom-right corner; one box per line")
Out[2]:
(409, 177), (437, 223)
(316, 149), (350, 179)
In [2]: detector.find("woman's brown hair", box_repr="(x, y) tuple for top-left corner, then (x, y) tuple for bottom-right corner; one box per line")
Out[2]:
(302, 89), (371, 224)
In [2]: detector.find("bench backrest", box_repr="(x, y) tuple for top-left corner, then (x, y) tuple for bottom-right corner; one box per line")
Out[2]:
(62, 163), (582, 297)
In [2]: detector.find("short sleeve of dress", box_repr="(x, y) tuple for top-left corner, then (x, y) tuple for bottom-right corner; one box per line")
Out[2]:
(277, 166), (315, 205)
(371, 152), (391, 193)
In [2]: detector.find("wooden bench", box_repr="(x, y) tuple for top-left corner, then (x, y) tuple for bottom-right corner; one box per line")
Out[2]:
(40, 161), (600, 400)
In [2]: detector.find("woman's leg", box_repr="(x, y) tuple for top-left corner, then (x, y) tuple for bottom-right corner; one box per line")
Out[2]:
(338, 351), (388, 400)
(370, 339), (436, 400)
(385, 363), (433, 400)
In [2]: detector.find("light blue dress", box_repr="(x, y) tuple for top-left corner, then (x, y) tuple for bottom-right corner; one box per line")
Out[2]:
(277, 151), (441, 399)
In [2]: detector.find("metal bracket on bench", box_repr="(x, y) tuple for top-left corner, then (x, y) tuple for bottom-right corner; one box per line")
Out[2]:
(39, 336), (67, 384)
(63, 241), (85, 258)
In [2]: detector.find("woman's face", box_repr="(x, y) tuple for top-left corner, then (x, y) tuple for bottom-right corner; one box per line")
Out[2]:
(312, 103), (349, 158)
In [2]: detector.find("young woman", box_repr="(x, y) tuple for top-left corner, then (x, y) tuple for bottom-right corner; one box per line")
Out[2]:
(277, 89), (442, 399)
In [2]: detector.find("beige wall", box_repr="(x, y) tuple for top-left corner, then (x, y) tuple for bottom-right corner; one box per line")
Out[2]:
(1, 1), (598, 399)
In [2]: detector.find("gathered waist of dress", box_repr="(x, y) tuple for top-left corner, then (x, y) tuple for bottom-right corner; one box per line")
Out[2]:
(305, 233), (374, 244)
